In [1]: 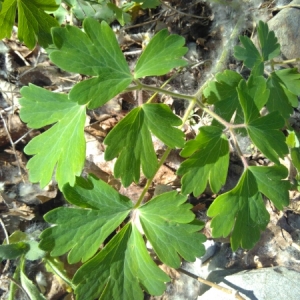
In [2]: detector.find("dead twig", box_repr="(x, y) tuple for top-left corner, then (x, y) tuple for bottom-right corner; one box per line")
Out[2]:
(178, 267), (247, 300)
(159, 0), (210, 21)
(0, 110), (24, 179)
(0, 217), (10, 273)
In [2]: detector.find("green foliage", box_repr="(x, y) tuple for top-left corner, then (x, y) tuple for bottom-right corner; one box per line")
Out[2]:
(203, 70), (243, 125)
(19, 84), (86, 189)
(39, 175), (133, 263)
(207, 166), (290, 250)
(134, 29), (188, 78)
(50, 17), (133, 109)
(234, 20), (280, 70)
(266, 68), (300, 118)
(0, 231), (47, 299)
(12, 14), (300, 299)
(178, 126), (229, 196)
(104, 104), (185, 186)
(0, 0), (59, 49)
(38, 176), (205, 299)
(138, 191), (206, 268)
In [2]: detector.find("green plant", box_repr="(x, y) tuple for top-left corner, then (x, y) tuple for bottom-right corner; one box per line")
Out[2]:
(1, 8), (300, 299)
(0, 0), (161, 48)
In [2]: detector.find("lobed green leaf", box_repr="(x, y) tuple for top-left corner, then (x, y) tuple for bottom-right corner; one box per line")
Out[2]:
(39, 175), (133, 263)
(237, 75), (269, 123)
(73, 224), (170, 300)
(20, 84), (86, 188)
(0, 0), (59, 49)
(134, 29), (188, 78)
(257, 20), (280, 61)
(266, 68), (300, 118)
(104, 104), (184, 187)
(249, 165), (290, 210)
(247, 112), (288, 164)
(208, 165), (289, 251)
(138, 191), (206, 268)
(50, 17), (132, 108)
(203, 70), (243, 126)
(178, 126), (229, 196)
(207, 169), (269, 251)
(234, 35), (262, 69)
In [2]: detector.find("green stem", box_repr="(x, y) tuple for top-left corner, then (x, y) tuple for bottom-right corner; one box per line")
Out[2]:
(44, 256), (75, 289)
(266, 57), (300, 66)
(229, 128), (249, 168)
(134, 99), (197, 208)
(134, 147), (172, 208)
(125, 83), (195, 102)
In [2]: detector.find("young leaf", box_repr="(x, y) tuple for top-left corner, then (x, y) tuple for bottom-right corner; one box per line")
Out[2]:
(234, 35), (262, 69)
(39, 175), (133, 263)
(73, 224), (170, 300)
(266, 68), (300, 118)
(203, 70), (243, 125)
(207, 169), (270, 251)
(50, 17), (132, 108)
(0, 0), (59, 49)
(177, 126), (229, 196)
(138, 191), (206, 268)
(20, 84), (86, 188)
(134, 29), (187, 78)
(257, 20), (280, 61)
(104, 104), (185, 187)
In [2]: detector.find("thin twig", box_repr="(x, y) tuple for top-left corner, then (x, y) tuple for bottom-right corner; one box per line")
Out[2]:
(159, 0), (210, 20)
(0, 111), (24, 179)
(178, 268), (247, 300)
(0, 217), (10, 273)
(273, 4), (300, 12)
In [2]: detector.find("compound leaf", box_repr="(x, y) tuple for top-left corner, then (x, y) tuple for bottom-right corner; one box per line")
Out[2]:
(203, 70), (243, 126)
(104, 104), (184, 187)
(73, 223), (170, 300)
(266, 68), (300, 118)
(39, 175), (132, 264)
(177, 126), (229, 196)
(207, 169), (270, 251)
(20, 84), (86, 188)
(50, 17), (132, 108)
(257, 20), (280, 61)
(0, 0), (59, 49)
(138, 191), (206, 268)
(134, 29), (187, 78)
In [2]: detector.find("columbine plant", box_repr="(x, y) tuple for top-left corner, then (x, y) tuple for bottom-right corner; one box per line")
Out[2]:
(1, 13), (299, 299)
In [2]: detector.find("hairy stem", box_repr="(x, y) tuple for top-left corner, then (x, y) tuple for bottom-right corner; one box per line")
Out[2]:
(134, 99), (197, 208)
(126, 83), (195, 102)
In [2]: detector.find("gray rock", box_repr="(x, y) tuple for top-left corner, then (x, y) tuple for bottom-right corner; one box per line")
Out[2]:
(199, 267), (300, 300)
(268, 0), (300, 67)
